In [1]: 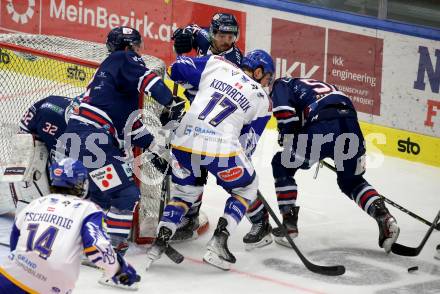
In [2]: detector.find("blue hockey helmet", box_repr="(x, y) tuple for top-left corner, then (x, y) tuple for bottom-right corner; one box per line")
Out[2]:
(106, 26), (142, 53)
(49, 158), (89, 197)
(241, 49), (275, 75)
(209, 13), (239, 38)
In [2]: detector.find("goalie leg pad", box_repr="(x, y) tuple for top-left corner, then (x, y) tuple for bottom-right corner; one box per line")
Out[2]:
(1, 133), (48, 183)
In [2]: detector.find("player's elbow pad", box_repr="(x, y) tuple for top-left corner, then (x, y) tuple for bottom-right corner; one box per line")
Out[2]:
(148, 81), (173, 107)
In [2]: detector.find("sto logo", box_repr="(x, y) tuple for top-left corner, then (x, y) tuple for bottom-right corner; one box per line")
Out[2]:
(89, 164), (122, 191)
(6, 0), (35, 24)
(218, 166), (244, 182)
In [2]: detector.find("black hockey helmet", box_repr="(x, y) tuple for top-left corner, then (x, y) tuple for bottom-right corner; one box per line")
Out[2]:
(209, 13), (239, 39)
(106, 26), (142, 53)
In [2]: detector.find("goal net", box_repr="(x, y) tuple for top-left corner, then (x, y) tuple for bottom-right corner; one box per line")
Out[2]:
(0, 33), (208, 244)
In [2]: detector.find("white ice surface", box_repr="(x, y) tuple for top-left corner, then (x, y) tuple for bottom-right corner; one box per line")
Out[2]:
(1, 130), (439, 294)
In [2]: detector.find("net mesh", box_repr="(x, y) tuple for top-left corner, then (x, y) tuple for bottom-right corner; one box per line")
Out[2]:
(0, 33), (166, 242)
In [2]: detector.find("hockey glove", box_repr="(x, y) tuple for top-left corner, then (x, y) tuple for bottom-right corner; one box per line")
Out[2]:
(160, 96), (185, 126)
(172, 28), (194, 54)
(113, 252), (141, 286)
(150, 153), (170, 174)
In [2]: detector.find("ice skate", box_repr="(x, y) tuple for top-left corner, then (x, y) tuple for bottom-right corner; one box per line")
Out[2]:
(272, 206), (300, 248)
(171, 215), (199, 242)
(371, 199), (400, 253)
(203, 217), (236, 270)
(243, 218), (273, 251)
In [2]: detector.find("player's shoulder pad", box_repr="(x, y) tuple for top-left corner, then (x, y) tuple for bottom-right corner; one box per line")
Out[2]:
(198, 27), (210, 39)
(212, 55), (239, 69)
(109, 50), (145, 67)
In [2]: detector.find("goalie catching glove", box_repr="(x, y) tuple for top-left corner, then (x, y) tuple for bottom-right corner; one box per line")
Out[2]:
(172, 28), (194, 54)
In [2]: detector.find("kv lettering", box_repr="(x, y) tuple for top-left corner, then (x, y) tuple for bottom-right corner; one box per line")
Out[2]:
(397, 137), (420, 155)
(67, 66), (86, 81)
(275, 58), (320, 79)
(0, 49), (11, 64)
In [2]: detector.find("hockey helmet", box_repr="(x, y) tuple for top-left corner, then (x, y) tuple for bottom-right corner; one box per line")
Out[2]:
(50, 158), (89, 198)
(106, 26), (142, 53)
(241, 49), (275, 75)
(209, 13), (239, 39)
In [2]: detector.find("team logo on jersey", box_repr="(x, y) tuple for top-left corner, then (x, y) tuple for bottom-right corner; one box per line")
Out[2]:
(62, 200), (71, 207)
(53, 168), (63, 176)
(6, 0), (35, 24)
(217, 166), (244, 182)
(89, 164), (122, 191)
(73, 203), (82, 208)
(241, 75), (250, 83)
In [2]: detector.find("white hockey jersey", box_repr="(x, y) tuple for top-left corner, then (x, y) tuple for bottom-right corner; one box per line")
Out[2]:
(170, 55), (272, 157)
(0, 194), (119, 294)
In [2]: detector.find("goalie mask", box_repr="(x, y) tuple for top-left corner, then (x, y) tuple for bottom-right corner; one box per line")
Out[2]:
(106, 26), (142, 53)
(49, 158), (89, 198)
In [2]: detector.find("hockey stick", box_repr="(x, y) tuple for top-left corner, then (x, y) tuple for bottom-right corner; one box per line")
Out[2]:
(320, 160), (440, 231)
(0, 242), (9, 248)
(154, 81), (184, 265)
(257, 190), (345, 276)
(391, 209), (440, 256)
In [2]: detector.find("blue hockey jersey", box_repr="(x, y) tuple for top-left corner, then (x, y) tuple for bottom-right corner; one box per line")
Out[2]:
(271, 77), (355, 135)
(19, 95), (75, 154)
(71, 50), (173, 149)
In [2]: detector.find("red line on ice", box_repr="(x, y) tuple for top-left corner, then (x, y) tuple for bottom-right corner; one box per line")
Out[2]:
(185, 256), (327, 294)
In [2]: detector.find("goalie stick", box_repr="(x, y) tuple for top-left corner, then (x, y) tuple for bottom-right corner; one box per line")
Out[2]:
(391, 209), (440, 257)
(257, 190), (345, 276)
(320, 160), (440, 231)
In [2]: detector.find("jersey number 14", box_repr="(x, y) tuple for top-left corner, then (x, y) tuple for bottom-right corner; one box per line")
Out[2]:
(26, 223), (59, 260)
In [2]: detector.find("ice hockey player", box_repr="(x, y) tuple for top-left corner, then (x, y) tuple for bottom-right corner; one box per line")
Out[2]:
(170, 13), (243, 241)
(145, 50), (274, 270)
(0, 95), (82, 211)
(62, 26), (184, 256)
(0, 158), (140, 293)
(172, 13), (242, 68)
(19, 94), (82, 161)
(247, 77), (400, 253)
